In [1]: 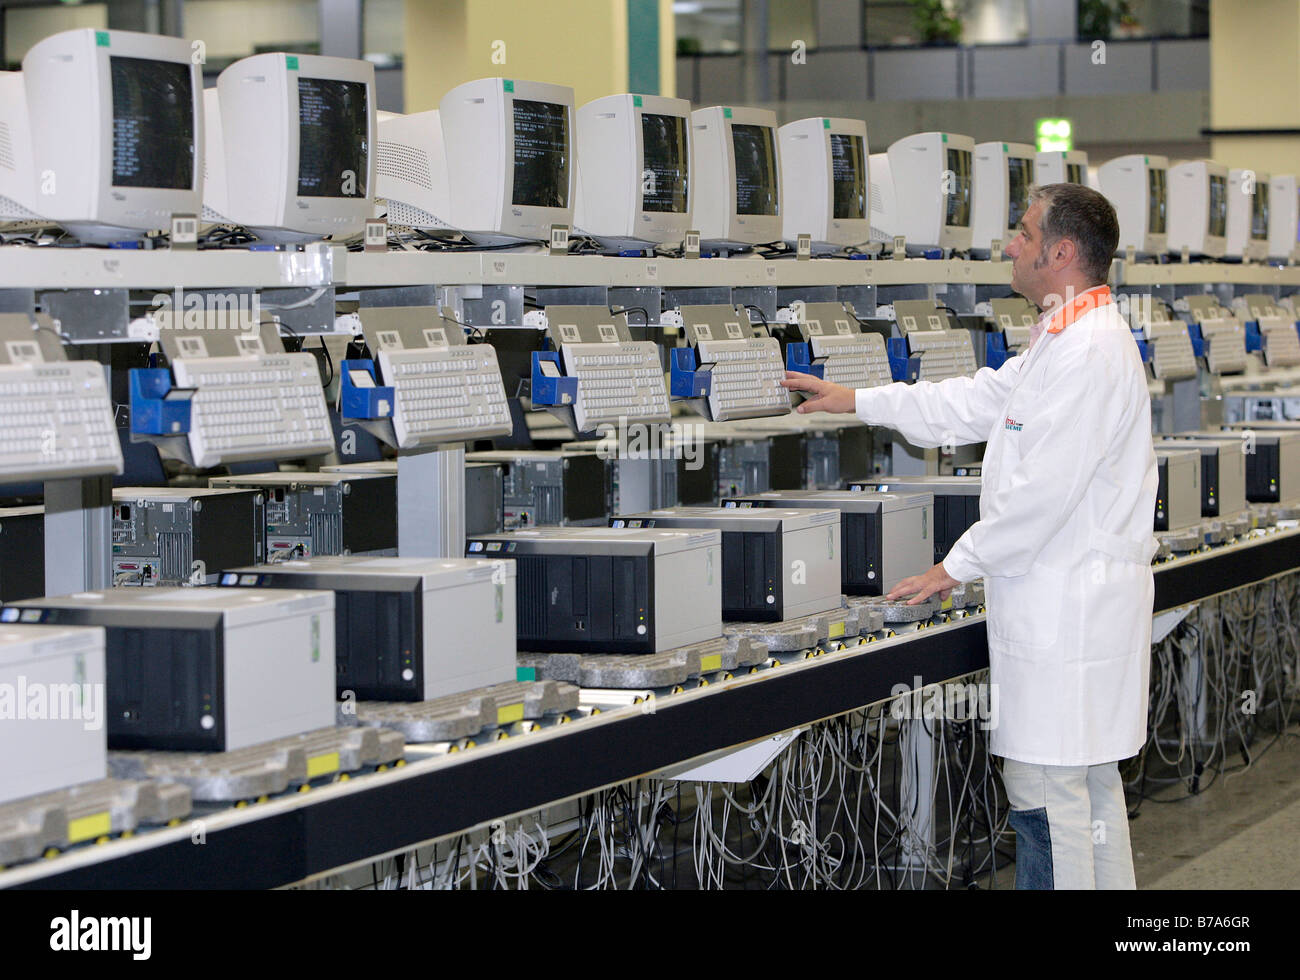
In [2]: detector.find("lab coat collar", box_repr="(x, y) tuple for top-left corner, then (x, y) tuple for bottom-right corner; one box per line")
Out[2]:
(1045, 284), (1112, 335)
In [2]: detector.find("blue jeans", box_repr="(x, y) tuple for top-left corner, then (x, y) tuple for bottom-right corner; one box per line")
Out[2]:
(1000, 758), (1136, 890)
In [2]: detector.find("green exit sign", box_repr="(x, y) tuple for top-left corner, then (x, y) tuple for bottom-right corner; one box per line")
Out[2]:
(1036, 118), (1073, 152)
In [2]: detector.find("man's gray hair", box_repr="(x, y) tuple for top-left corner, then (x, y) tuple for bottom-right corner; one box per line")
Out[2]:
(1027, 183), (1120, 285)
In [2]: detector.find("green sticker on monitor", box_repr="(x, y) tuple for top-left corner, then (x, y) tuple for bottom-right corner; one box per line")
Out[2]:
(503, 79), (514, 92)
(95, 31), (110, 47)
(823, 118), (831, 129)
(633, 95), (643, 107)
(723, 107), (733, 119)
(941, 133), (948, 143)
(516, 666), (537, 682)
(286, 55), (299, 70)
(1002, 142), (1008, 152)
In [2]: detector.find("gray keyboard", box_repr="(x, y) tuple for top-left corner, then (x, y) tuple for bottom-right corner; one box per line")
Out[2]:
(171, 353), (335, 467)
(1257, 316), (1300, 368)
(696, 337), (791, 422)
(1197, 316), (1249, 375)
(561, 341), (670, 431)
(377, 345), (512, 447)
(906, 329), (978, 382)
(810, 333), (893, 388)
(0, 361), (122, 481)
(1144, 321), (1199, 381)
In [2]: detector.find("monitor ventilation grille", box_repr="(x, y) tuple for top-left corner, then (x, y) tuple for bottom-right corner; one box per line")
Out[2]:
(0, 121), (13, 171)
(377, 140), (432, 191)
(384, 198), (450, 230)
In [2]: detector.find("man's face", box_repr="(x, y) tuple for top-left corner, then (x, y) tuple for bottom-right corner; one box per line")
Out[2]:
(1004, 200), (1054, 307)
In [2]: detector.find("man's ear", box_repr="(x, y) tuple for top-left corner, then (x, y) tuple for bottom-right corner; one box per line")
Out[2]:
(1053, 236), (1077, 271)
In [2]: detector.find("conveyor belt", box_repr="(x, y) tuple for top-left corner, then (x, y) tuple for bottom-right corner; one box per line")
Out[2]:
(6, 526), (1298, 890)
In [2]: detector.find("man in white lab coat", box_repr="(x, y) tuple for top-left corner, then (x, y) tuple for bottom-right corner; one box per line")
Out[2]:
(781, 183), (1158, 889)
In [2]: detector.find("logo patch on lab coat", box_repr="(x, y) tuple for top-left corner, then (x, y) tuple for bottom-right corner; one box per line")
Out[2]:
(1004, 416), (1023, 432)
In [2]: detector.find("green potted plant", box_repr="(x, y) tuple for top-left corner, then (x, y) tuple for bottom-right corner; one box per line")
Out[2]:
(911, 0), (963, 46)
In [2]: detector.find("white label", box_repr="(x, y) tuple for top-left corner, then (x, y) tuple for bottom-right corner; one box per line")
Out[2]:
(235, 333), (265, 356)
(5, 340), (42, 364)
(724, 322), (744, 339)
(835, 319), (852, 335)
(598, 324), (619, 342)
(693, 323), (713, 341)
(172, 217), (198, 243)
(805, 319), (822, 336)
(422, 327), (449, 347)
(364, 220), (387, 248)
(376, 330), (403, 350)
(177, 336), (208, 358)
(559, 324), (581, 343)
(645, 262), (659, 280)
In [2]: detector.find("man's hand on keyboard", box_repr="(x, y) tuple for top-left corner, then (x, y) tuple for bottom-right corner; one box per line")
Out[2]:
(780, 371), (856, 414)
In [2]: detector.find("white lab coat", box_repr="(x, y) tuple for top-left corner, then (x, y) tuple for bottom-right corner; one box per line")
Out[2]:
(856, 303), (1157, 766)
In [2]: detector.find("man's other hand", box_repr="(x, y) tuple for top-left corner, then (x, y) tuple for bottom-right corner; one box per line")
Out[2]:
(780, 371), (857, 414)
(887, 562), (961, 606)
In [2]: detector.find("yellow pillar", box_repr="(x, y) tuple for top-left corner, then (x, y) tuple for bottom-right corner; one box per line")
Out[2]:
(404, 0), (674, 114)
(1210, 0), (1300, 175)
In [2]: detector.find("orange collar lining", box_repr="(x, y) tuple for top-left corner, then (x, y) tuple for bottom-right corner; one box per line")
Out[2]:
(1046, 286), (1112, 335)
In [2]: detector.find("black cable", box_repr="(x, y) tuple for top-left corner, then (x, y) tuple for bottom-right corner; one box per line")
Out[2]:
(317, 336), (334, 388)
(607, 306), (651, 327)
(742, 304), (769, 332)
(438, 312), (485, 343)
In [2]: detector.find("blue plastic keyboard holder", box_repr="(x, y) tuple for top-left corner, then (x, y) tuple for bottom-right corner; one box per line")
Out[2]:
(531, 350), (579, 406)
(784, 342), (824, 379)
(1244, 321), (1263, 353)
(1186, 323), (1205, 357)
(128, 368), (191, 436)
(887, 337), (923, 382)
(670, 346), (712, 398)
(339, 359), (395, 419)
(985, 332), (1013, 371)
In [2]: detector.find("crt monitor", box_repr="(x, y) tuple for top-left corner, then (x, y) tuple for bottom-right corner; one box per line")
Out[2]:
(207, 52), (375, 243)
(1097, 154), (1169, 255)
(21, 28), (202, 244)
(573, 93), (693, 251)
(869, 132), (974, 253)
(971, 141), (1036, 253)
(1226, 168), (1270, 261)
(778, 116), (870, 253)
(438, 77), (575, 246)
(1166, 160), (1228, 258)
(690, 105), (782, 249)
(1268, 174), (1299, 260)
(0, 72), (40, 223)
(1036, 149), (1088, 186)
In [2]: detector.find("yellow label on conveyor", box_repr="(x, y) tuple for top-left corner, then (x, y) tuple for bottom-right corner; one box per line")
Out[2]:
(828, 621), (845, 638)
(67, 811), (111, 843)
(700, 654), (722, 672)
(306, 752), (340, 778)
(941, 597), (953, 611)
(497, 702), (524, 726)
